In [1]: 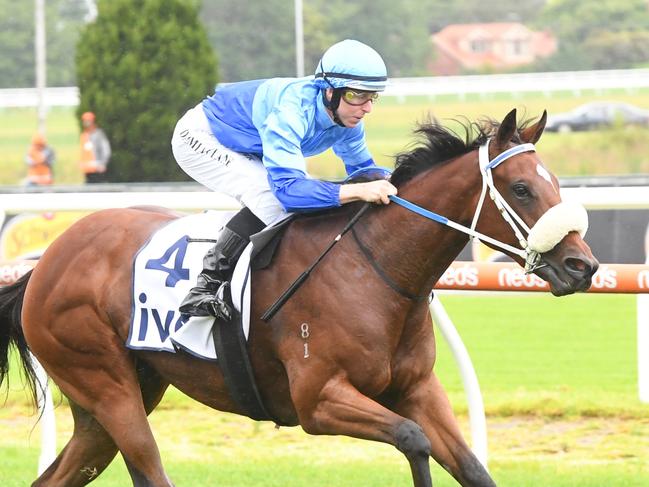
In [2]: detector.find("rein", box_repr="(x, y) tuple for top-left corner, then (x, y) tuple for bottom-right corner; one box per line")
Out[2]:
(261, 203), (371, 322)
(351, 227), (429, 301)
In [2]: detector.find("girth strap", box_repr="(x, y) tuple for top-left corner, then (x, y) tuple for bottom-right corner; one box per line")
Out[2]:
(351, 227), (429, 301)
(211, 303), (275, 422)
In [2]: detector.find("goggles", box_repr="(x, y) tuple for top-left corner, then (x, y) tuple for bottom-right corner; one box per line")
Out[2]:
(341, 89), (379, 106)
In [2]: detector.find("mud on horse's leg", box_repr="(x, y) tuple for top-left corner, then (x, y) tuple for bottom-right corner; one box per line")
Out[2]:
(292, 375), (433, 487)
(32, 401), (120, 487)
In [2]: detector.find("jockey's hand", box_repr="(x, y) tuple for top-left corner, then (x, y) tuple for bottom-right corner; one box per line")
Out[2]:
(339, 179), (397, 205)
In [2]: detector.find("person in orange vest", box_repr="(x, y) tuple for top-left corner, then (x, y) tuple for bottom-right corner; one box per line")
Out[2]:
(24, 132), (55, 186)
(78, 111), (111, 183)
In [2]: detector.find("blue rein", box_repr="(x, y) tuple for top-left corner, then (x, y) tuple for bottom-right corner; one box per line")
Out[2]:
(388, 195), (449, 225)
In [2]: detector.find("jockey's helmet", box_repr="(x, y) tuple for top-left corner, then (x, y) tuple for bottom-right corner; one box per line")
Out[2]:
(315, 40), (387, 126)
(314, 39), (388, 92)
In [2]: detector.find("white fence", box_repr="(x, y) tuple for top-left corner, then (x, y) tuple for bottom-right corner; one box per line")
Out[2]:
(2, 69), (649, 108)
(1, 185), (647, 213)
(384, 68), (649, 100)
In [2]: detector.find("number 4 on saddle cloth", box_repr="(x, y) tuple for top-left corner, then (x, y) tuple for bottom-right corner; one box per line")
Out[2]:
(127, 210), (286, 361)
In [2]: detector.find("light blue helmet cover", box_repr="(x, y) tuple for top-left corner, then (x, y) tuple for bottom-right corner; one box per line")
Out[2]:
(314, 39), (388, 92)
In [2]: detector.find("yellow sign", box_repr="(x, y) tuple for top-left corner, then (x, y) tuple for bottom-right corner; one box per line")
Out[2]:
(471, 238), (508, 262)
(0, 212), (90, 260)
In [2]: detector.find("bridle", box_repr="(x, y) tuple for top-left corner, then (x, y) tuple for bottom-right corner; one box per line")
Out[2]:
(362, 139), (590, 300)
(389, 139), (588, 275)
(471, 140), (544, 272)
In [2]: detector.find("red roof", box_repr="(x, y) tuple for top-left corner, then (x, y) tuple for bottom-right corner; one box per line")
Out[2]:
(431, 22), (557, 75)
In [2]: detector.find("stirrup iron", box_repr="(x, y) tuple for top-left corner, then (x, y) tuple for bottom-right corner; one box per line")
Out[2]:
(210, 281), (233, 322)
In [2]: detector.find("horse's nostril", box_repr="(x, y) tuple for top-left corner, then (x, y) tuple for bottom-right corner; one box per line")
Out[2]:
(566, 257), (586, 272)
(565, 257), (595, 277)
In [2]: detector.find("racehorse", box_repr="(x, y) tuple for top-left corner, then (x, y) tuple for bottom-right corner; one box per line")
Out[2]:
(0, 109), (597, 487)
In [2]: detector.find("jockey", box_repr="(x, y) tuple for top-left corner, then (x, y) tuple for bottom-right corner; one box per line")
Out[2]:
(172, 39), (397, 319)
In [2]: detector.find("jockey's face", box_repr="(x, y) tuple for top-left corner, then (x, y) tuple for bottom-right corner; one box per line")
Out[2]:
(325, 88), (375, 128)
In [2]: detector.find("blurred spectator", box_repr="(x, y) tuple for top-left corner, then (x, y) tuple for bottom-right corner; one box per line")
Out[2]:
(79, 111), (111, 183)
(24, 132), (55, 186)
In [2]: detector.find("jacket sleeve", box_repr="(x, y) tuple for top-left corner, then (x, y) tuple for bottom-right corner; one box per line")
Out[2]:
(258, 106), (342, 212)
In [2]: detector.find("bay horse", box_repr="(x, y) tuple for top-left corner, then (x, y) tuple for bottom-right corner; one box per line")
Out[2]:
(0, 109), (597, 487)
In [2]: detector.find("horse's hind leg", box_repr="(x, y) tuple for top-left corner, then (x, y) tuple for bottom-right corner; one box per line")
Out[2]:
(33, 400), (119, 486)
(33, 340), (172, 487)
(34, 359), (169, 486)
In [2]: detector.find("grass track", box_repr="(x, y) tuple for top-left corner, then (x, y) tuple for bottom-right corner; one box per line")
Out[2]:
(2, 293), (648, 485)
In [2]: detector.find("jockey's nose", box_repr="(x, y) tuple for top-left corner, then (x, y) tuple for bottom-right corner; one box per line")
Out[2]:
(362, 100), (373, 114)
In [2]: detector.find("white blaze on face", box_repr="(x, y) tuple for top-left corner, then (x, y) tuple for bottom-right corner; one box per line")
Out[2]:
(536, 163), (556, 192)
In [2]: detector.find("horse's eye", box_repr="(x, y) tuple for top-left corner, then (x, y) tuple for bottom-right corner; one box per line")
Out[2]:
(512, 183), (530, 198)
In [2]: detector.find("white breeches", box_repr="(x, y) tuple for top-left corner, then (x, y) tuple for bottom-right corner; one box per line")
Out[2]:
(171, 104), (288, 225)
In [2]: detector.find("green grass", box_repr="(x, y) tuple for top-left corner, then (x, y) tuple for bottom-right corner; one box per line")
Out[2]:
(435, 293), (643, 418)
(2, 293), (648, 485)
(314, 89), (649, 178)
(0, 106), (83, 185)
(2, 89), (649, 186)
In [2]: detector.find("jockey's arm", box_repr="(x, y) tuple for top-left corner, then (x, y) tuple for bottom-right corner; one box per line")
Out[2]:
(260, 106), (397, 211)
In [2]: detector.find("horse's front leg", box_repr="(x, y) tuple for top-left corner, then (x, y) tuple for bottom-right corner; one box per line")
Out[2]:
(291, 372), (433, 487)
(395, 373), (496, 487)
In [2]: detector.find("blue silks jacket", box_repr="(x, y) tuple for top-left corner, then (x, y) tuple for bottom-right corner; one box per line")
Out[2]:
(201, 77), (376, 212)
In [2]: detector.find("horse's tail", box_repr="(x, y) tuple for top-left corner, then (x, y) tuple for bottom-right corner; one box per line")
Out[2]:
(0, 270), (39, 405)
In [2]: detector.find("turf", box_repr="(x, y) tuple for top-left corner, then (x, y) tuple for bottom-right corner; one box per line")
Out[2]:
(2, 293), (647, 485)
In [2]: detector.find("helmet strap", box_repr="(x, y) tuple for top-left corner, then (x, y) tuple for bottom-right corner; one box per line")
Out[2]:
(321, 87), (346, 127)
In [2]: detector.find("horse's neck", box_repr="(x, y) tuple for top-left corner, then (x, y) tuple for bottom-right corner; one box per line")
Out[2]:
(363, 154), (482, 294)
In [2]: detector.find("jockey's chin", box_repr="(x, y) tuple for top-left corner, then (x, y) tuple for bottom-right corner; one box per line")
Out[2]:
(338, 114), (365, 128)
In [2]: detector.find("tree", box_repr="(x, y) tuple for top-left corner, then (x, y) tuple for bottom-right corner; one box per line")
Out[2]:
(47, 0), (90, 86)
(0, 0), (35, 88)
(76, 0), (217, 182)
(311, 0), (431, 77)
(0, 0), (89, 88)
(535, 0), (649, 70)
(200, 0), (432, 80)
(201, 0), (295, 82)
(422, 0), (547, 33)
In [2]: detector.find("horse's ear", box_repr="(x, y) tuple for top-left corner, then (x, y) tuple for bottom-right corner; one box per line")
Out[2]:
(520, 110), (547, 144)
(495, 109), (517, 148)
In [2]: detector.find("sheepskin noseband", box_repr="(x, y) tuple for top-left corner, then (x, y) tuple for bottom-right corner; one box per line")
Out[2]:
(527, 201), (589, 253)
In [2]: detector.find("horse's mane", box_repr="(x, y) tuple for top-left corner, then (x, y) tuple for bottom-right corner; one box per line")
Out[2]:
(390, 115), (531, 187)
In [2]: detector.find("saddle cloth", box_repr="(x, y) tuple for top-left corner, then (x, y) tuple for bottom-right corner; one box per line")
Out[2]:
(127, 210), (252, 361)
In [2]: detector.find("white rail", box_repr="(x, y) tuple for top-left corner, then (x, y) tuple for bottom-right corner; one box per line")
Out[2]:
(384, 69), (649, 99)
(2, 69), (649, 108)
(0, 186), (647, 214)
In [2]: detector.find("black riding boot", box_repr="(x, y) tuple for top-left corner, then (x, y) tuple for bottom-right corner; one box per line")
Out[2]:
(179, 208), (265, 319)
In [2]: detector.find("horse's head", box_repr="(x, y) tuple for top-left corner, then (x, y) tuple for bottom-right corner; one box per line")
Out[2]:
(476, 109), (598, 295)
